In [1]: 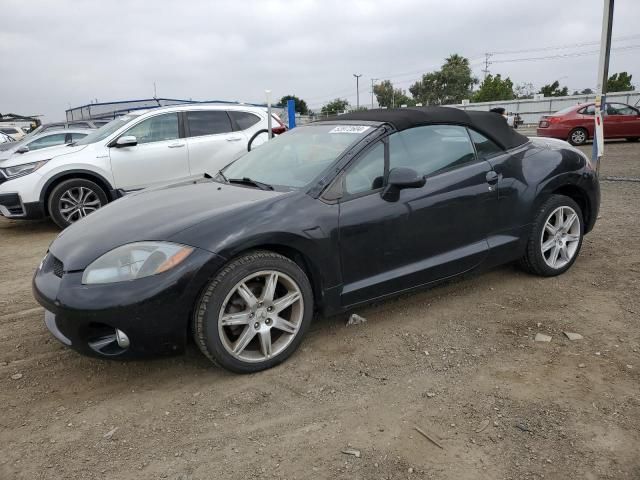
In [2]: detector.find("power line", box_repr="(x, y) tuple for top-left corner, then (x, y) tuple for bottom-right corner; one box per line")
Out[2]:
(492, 44), (640, 64)
(489, 33), (640, 56)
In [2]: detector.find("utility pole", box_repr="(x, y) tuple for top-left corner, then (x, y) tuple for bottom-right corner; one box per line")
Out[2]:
(370, 78), (379, 109)
(353, 74), (363, 109)
(482, 53), (492, 80)
(593, 0), (614, 172)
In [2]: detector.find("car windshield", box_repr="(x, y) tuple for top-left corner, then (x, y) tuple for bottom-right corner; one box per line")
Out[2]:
(74, 114), (140, 145)
(221, 124), (375, 189)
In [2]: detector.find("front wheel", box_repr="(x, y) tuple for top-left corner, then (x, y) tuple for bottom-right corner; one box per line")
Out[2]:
(48, 178), (108, 229)
(193, 251), (313, 373)
(519, 195), (584, 277)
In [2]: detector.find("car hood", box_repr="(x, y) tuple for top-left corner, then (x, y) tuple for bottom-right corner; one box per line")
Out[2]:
(0, 144), (88, 168)
(50, 180), (289, 271)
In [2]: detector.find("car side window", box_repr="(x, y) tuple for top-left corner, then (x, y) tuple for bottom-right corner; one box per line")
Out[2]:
(186, 111), (233, 137)
(581, 105), (595, 115)
(124, 113), (179, 144)
(389, 125), (476, 177)
(69, 122), (90, 128)
(468, 129), (503, 160)
(610, 103), (638, 115)
(28, 133), (67, 150)
(343, 142), (385, 196)
(229, 111), (261, 130)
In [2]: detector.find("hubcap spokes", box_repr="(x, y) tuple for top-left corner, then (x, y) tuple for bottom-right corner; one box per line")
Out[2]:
(218, 271), (303, 363)
(59, 186), (101, 223)
(541, 206), (581, 269)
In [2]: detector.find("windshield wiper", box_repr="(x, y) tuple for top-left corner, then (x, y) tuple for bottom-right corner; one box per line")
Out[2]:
(227, 177), (274, 191)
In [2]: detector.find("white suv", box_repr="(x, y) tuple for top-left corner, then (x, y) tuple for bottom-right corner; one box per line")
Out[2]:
(0, 104), (275, 228)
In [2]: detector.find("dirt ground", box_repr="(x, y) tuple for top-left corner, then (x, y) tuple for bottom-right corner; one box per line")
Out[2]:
(1, 141), (639, 480)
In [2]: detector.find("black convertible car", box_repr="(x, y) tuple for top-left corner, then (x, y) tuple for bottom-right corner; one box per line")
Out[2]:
(33, 107), (600, 373)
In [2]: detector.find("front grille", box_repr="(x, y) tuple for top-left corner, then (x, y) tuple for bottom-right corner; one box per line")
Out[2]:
(43, 253), (65, 278)
(52, 256), (64, 278)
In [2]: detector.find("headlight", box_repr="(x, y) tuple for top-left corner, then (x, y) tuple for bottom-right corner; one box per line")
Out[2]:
(1, 159), (49, 179)
(82, 242), (194, 284)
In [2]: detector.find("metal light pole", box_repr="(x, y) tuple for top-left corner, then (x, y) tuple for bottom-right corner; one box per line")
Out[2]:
(593, 0), (614, 173)
(370, 78), (379, 109)
(265, 90), (273, 139)
(353, 74), (363, 109)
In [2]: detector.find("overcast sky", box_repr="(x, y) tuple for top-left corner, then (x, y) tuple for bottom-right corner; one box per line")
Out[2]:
(1, 0), (639, 122)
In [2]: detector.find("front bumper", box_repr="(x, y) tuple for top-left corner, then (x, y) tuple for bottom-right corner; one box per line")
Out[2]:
(33, 247), (227, 358)
(0, 193), (43, 219)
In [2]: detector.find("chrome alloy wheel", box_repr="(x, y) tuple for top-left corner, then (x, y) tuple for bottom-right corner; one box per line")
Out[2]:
(570, 129), (586, 144)
(540, 206), (581, 269)
(58, 186), (102, 223)
(218, 270), (304, 363)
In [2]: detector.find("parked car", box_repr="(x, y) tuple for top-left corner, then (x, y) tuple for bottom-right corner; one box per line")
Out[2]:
(0, 125), (26, 140)
(0, 129), (90, 158)
(0, 104), (273, 227)
(537, 102), (640, 145)
(0, 132), (15, 145)
(32, 107), (600, 373)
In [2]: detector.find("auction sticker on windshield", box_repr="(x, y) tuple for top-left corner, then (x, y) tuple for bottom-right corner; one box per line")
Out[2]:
(329, 126), (371, 134)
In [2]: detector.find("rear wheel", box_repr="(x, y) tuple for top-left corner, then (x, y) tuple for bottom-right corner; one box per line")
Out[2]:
(193, 251), (313, 373)
(519, 195), (584, 277)
(48, 178), (108, 229)
(568, 128), (588, 146)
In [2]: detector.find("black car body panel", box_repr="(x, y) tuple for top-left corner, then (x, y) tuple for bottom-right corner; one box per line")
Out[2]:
(33, 107), (600, 359)
(51, 181), (287, 271)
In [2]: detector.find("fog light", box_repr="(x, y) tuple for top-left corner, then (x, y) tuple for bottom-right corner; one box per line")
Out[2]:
(115, 329), (130, 348)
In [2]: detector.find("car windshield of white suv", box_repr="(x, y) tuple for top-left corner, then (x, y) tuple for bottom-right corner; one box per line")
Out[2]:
(221, 124), (374, 190)
(73, 114), (141, 146)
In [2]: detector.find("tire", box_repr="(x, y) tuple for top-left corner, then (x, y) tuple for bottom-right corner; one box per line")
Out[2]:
(518, 195), (584, 277)
(625, 137), (639, 142)
(47, 178), (109, 229)
(193, 250), (313, 373)
(568, 128), (588, 146)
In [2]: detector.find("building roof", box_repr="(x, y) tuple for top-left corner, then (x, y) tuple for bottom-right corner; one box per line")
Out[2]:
(335, 106), (529, 150)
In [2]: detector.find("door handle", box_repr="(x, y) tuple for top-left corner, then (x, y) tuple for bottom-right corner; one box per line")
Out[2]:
(168, 143), (185, 148)
(486, 171), (499, 184)
(226, 136), (243, 142)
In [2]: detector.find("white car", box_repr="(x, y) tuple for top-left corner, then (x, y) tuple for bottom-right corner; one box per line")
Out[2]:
(0, 126), (26, 141)
(0, 129), (90, 159)
(0, 132), (15, 145)
(0, 104), (272, 228)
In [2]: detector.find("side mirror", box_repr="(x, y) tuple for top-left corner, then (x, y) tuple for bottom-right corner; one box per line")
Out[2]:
(114, 135), (137, 148)
(16, 145), (30, 154)
(381, 167), (425, 201)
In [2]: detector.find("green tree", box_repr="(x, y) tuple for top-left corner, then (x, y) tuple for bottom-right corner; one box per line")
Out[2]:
(472, 74), (515, 102)
(373, 80), (413, 108)
(539, 81), (569, 97)
(409, 54), (477, 105)
(572, 88), (594, 95)
(321, 98), (349, 115)
(279, 95), (309, 115)
(607, 72), (634, 92)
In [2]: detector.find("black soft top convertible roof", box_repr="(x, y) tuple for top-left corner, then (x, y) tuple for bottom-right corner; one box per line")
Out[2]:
(333, 106), (529, 151)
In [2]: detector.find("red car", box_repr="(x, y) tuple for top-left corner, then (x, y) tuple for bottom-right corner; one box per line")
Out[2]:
(537, 102), (640, 146)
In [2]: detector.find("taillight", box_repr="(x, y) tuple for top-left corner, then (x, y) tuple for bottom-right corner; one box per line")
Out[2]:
(271, 116), (287, 135)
